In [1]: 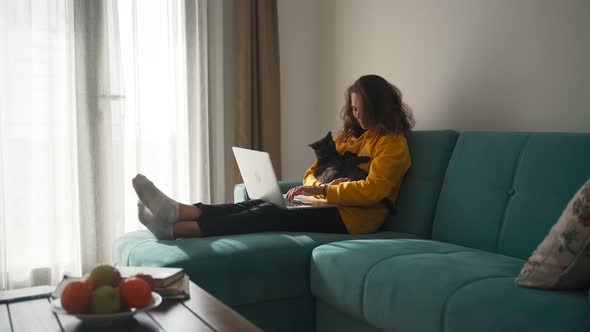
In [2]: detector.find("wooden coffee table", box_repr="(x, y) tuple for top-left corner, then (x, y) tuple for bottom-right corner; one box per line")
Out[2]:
(0, 281), (262, 332)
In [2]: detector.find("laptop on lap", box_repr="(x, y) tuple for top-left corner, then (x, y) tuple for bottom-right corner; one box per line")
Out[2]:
(232, 147), (336, 209)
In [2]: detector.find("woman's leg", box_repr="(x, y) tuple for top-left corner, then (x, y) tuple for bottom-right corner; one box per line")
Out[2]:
(173, 200), (270, 238)
(159, 199), (267, 222)
(143, 200), (348, 239)
(178, 203), (201, 221)
(133, 174), (266, 221)
(131, 173), (347, 239)
(188, 203), (348, 238)
(132, 173), (268, 239)
(173, 221), (202, 237)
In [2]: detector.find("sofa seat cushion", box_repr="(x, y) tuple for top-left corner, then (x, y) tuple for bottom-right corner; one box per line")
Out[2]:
(445, 277), (590, 332)
(311, 239), (590, 332)
(112, 230), (416, 306)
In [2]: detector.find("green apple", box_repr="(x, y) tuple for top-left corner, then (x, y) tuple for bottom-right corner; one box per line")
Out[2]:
(88, 264), (121, 289)
(90, 285), (121, 314)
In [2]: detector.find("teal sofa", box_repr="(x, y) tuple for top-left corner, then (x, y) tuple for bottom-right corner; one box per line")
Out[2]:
(113, 131), (590, 332)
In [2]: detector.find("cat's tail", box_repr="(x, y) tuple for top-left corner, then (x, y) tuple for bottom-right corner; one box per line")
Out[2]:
(357, 156), (370, 164)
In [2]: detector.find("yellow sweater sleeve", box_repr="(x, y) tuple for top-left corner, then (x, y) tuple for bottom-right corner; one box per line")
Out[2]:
(302, 160), (323, 186)
(325, 135), (411, 206)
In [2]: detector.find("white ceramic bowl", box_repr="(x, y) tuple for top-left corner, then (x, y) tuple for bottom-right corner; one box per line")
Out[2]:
(50, 292), (162, 323)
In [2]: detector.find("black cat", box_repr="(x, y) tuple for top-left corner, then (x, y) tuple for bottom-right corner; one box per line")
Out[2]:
(308, 131), (370, 184)
(309, 131), (397, 215)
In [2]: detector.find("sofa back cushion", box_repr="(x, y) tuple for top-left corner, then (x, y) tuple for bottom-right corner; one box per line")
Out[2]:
(382, 130), (459, 237)
(432, 132), (590, 259)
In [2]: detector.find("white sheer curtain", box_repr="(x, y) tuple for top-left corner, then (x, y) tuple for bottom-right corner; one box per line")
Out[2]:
(0, 0), (211, 290)
(0, 0), (80, 290)
(117, 0), (211, 233)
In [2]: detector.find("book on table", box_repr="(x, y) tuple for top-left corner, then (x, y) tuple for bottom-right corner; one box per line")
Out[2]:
(154, 274), (190, 300)
(117, 266), (185, 288)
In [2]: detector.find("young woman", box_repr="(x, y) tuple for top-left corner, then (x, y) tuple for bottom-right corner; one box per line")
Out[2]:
(134, 74), (413, 239)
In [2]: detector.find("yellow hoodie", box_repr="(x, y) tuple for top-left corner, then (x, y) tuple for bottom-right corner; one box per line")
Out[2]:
(302, 130), (411, 234)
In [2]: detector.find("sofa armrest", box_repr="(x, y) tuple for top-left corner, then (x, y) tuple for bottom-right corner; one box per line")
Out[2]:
(233, 180), (303, 203)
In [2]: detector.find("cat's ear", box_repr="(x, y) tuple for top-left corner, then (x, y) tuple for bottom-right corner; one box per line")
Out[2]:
(326, 131), (332, 139)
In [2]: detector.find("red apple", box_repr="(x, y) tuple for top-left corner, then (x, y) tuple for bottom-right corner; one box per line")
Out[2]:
(133, 273), (155, 291)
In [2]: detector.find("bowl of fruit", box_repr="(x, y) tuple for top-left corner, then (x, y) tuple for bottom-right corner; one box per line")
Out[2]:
(50, 264), (162, 323)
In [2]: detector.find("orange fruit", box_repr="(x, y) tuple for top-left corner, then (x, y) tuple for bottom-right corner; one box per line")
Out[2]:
(61, 280), (92, 314)
(120, 277), (152, 308)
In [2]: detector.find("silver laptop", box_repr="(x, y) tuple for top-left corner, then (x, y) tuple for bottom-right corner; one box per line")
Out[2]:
(232, 147), (336, 209)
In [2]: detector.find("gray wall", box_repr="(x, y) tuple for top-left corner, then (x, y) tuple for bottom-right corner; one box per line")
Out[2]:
(278, 0), (322, 181)
(279, 0), (590, 180)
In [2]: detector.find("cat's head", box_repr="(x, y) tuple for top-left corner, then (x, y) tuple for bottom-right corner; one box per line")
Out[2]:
(308, 131), (338, 160)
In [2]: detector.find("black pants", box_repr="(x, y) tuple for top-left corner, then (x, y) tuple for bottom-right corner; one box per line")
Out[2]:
(193, 200), (348, 237)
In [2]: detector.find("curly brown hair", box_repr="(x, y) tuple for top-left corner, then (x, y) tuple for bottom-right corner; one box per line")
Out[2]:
(340, 75), (414, 138)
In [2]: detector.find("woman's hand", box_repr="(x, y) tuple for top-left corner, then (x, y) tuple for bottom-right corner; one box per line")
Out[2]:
(285, 178), (349, 201)
(285, 185), (324, 201)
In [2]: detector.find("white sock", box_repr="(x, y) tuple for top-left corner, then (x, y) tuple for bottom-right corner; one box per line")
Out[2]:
(132, 174), (179, 226)
(137, 202), (174, 240)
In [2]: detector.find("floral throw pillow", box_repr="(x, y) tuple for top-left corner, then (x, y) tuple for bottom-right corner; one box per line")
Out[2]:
(516, 178), (590, 289)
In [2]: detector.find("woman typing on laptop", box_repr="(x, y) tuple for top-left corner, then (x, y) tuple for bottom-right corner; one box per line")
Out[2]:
(133, 74), (413, 239)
